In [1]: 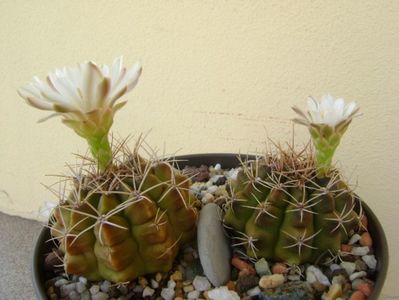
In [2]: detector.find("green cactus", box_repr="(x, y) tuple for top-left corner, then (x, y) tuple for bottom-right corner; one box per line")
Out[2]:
(223, 146), (359, 265)
(50, 144), (198, 283)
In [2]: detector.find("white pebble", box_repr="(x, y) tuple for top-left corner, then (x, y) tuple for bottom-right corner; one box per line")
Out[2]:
(349, 271), (367, 281)
(193, 276), (211, 291)
(187, 290), (201, 299)
(214, 163), (222, 171)
(142, 286), (155, 297)
(207, 185), (218, 194)
(259, 274), (285, 289)
(54, 278), (69, 287)
(160, 288), (175, 300)
(351, 246), (370, 256)
(306, 266), (330, 286)
(330, 264), (341, 272)
(247, 286), (261, 297)
(349, 234), (361, 245)
(362, 254), (377, 269)
(89, 285), (100, 295)
(167, 279), (176, 289)
(207, 286), (240, 300)
(79, 277), (88, 285)
(151, 279), (159, 289)
(340, 261), (356, 275)
(201, 193), (215, 204)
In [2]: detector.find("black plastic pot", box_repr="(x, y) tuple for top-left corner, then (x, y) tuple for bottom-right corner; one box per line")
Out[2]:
(33, 153), (388, 299)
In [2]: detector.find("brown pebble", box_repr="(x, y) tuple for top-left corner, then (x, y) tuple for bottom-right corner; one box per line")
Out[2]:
(341, 244), (353, 253)
(183, 252), (194, 263)
(231, 256), (256, 274)
(227, 280), (236, 291)
(175, 288), (184, 297)
(312, 281), (327, 293)
(49, 294), (57, 300)
(44, 251), (63, 271)
(171, 271), (183, 281)
(349, 291), (366, 300)
(175, 280), (183, 289)
(359, 232), (373, 247)
(357, 282), (373, 297)
(271, 263), (288, 274)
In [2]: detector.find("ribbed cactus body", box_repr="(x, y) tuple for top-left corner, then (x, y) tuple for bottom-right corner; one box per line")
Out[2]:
(51, 157), (197, 283)
(224, 155), (359, 265)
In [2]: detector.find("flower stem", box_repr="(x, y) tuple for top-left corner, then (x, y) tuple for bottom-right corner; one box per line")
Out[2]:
(86, 134), (112, 172)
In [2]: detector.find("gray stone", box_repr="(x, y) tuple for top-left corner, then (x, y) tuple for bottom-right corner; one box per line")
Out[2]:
(76, 281), (87, 293)
(100, 280), (112, 293)
(255, 258), (272, 276)
(258, 281), (314, 300)
(90, 284), (100, 295)
(92, 291), (109, 300)
(197, 203), (231, 287)
(60, 283), (76, 297)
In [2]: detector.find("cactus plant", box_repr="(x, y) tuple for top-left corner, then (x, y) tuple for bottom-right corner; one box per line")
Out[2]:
(224, 95), (361, 265)
(49, 141), (197, 282)
(19, 57), (198, 282)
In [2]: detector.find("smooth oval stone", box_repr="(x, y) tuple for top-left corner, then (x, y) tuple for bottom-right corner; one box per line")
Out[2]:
(197, 203), (231, 287)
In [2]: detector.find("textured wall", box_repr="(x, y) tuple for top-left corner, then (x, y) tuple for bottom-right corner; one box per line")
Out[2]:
(0, 1), (398, 296)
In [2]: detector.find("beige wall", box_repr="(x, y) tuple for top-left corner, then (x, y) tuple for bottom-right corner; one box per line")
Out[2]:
(0, 1), (398, 296)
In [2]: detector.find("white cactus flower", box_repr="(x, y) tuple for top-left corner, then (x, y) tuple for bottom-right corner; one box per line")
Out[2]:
(18, 56), (142, 136)
(293, 95), (359, 127)
(19, 57), (142, 170)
